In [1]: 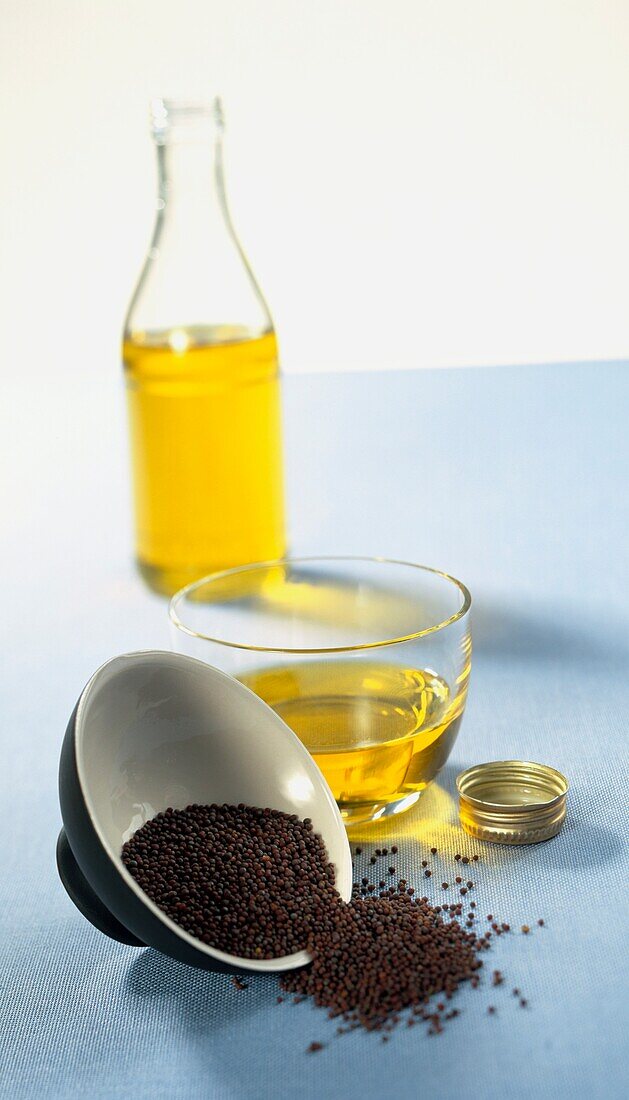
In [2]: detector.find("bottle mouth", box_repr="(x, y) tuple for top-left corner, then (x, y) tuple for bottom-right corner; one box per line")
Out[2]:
(150, 97), (224, 143)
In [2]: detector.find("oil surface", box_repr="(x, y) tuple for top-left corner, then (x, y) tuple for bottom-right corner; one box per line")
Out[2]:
(240, 660), (466, 821)
(123, 326), (285, 594)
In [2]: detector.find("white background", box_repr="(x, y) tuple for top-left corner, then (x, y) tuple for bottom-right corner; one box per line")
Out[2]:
(2, 0), (628, 374)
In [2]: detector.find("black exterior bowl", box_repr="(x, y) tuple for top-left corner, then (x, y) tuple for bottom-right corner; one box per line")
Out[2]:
(57, 650), (352, 974)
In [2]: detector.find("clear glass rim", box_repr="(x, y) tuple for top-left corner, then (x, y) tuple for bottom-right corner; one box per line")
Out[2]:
(169, 555), (472, 655)
(150, 96), (224, 139)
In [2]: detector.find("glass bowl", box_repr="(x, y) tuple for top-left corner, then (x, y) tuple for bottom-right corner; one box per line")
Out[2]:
(169, 556), (471, 827)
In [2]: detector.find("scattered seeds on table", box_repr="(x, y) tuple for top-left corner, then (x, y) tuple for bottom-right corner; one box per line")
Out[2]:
(124, 814), (535, 1043)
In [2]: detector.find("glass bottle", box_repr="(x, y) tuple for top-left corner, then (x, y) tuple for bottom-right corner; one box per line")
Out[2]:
(123, 98), (285, 596)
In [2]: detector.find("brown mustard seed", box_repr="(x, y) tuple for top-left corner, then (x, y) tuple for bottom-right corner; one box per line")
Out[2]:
(538, 919), (545, 926)
(487, 1005), (496, 1015)
(281, 878), (486, 1032)
(355, 847), (362, 855)
(122, 803), (338, 961)
(126, 810), (514, 1039)
(442, 882), (449, 890)
(307, 1042), (324, 1053)
(430, 847), (437, 855)
(454, 854), (461, 861)
(391, 846), (398, 854)
(521, 925), (530, 934)
(520, 999), (528, 1008)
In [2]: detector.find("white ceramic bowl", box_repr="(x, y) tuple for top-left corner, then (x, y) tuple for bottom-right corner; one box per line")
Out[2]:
(58, 650), (353, 973)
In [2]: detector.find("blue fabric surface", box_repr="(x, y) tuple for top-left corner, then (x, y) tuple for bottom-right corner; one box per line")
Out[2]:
(1, 362), (627, 1099)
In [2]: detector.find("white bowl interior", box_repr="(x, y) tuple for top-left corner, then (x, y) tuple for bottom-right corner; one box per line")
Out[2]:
(74, 650), (352, 971)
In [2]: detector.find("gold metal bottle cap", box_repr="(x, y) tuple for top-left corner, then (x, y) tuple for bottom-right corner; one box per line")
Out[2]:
(456, 760), (568, 845)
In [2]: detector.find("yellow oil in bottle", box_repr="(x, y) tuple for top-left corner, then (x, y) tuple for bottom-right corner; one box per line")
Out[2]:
(123, 325), (285, 595)
(240, 660), (466, 824)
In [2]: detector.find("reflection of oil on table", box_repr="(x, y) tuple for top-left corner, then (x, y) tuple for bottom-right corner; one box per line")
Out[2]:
(2, 361), (627, 1099)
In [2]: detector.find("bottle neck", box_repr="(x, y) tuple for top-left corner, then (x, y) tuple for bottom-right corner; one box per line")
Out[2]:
(156, 134), (227, 222)
(124, 98), (273, 341)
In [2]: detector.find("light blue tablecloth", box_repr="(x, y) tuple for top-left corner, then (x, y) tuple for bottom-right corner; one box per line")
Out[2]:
(1, 362), (627, 1099)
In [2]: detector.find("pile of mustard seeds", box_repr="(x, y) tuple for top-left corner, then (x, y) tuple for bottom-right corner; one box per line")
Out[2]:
(122, 803), (339, 960)
(122, 807), (538, 1049)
